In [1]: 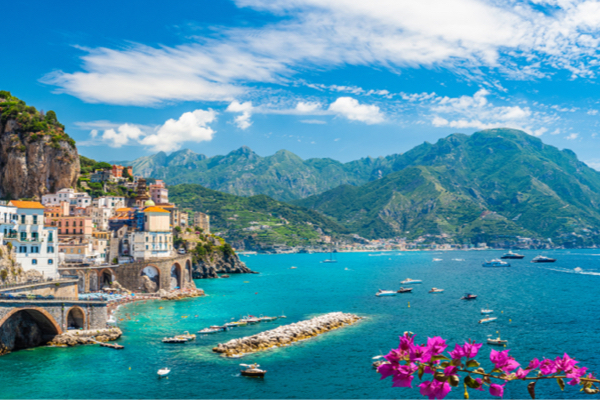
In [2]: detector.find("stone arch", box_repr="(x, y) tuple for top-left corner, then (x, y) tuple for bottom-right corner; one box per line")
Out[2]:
(66, 306), (86, 330)
(76, 270), (86, 293)
(186, 259), (192, 282)
(97, 268), (114, 289)
(140, 265), (160, 293)
(0, 307), (63, 352)
(170, 263), (182, 290)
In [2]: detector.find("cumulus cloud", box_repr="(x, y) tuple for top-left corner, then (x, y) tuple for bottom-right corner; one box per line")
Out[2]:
(226, 101), (254, 129)
(42, 0), (600, 105)
(565, 133), (579, 140)
(89, 109), (217, 152)
(328, 97), (384, 124)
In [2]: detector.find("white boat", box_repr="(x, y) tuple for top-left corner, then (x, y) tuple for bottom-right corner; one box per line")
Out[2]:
(198, 328), (220, 334)
(487, 336), (508, 346)
(401, 278), (422, 284)
(531, 255), (556, 263)
(162, 337), (187, 343)
(433, 258), (442, 261)
(259, 316), (277, 321)
(157, 368), (171, 377)
(376, 290), (397, 297)
(429, 288), (444, 293)
(224, 322), (238, 328)
(482, 259), (511, 267)
(175, 331), (196, 341)
(479, 317), (498, 324)
(574, 267), (583, 273)
(107, 315), (117, 325)
(481, 309), (494, 315)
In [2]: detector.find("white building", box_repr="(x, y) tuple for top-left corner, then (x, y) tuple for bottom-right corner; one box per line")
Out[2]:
(131, 207), (173, 260)
(90, 196), (126, 231)
(42, 188), (92, 208)
(1, 201), (59, 277)
(92, 196), (126, 209)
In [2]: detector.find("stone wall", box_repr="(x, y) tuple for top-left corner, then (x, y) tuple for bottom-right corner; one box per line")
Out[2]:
(0, 279), (79, 298)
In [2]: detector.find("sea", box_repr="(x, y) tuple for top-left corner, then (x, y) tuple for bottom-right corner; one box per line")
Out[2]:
(1, 250), (599, 399)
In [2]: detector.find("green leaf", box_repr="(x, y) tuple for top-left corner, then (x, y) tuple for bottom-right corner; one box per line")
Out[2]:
(491, 368), (503, 374)
(440, 361), (450, 368)
(451, 358), (463, 367)
(557, 378), (565, 391)
(434, 373), (448, 383)
(464, 376), (480, 389)
(431, 355), (450, 362)
(527, 382), (536, 399)
(466, 360), (480, 368)
(418, 364), (425, 380)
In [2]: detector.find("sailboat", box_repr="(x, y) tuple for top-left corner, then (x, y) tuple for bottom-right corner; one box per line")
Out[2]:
(322, 249), (338, 263)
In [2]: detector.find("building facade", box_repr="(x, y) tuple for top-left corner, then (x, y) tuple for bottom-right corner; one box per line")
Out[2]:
(193, 211), (210, 233)
(42, 188), (92, 208)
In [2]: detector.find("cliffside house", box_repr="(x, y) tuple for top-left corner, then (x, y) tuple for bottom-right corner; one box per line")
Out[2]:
(193, 211), (210, 233)
(42, 188), (92, 208)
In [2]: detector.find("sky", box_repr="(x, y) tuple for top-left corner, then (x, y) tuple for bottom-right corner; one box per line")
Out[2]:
(4, 0), (600, 167)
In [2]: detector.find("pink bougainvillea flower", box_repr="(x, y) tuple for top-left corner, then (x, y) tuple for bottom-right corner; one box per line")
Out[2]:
(424, 365), (436, 375)
(378, 362), (396, 380)
(448, 343), (465, 360)
(391, 363), (419, 388)
(474, 378), (485, 391)
(419, 380), (452, 400)
(515, 368), (531, 379)
(384, 348), (403, 364)
(409, 344), (429, 363)
(539, 358), (557, 375)
(490, 349), (520, 373)
(554, 353), (578, 373)
(424, 336), (448, 358)
(443, 365), (458, 376)
(489, 383), (506, 398)
(527, 358), (540, 370)
(566, 367), (588, 386)
(462, 342), (483, 358)
(399, 332), (415, 352)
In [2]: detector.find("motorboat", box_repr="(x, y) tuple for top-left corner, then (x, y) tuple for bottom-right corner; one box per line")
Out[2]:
(233, 320), (248, 326)
(290, 267), (297, 269)
(376, 290), (397, 297)
(481, 309), (494, 314)
(479, 317), (498, 324)
(157, 368), (171, 377)
(224, 322), (238, 328)
(500, 251), (525, 259)
(574, 267), (583, 273)
(162, 337), (187, 343)
(244, 316), (261, 324)
(210, 325), (228, 331)
(487, 336), (508, 346)
(433, 258), (442, 262)
(429, 288), (444, 294)
(240, 363), (267, 378)
(482, 259), (511, 267)
(198, 328), (220, 334)
(460, 293), (477, 300)
(372, 355), (390, 370)
(401, 278), (422, 284)
(397, 287), (413, 293)
(175, 331), (196, 341)
(531, 255), (556, 263)
(259, 316), (277, 322)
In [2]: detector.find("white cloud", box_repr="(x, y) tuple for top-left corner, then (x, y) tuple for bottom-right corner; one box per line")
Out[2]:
(328, 97), (384, 124)
(585, 159), (600, 170)
(565, 133), (579, 140)
(42, 0), (600, 105)
(300, 119), (327, 124)
(295, 101), (322, 113)
(588, 109), (598, 115)
(90, 109), (217, 152)
(226, 101), (254, 129)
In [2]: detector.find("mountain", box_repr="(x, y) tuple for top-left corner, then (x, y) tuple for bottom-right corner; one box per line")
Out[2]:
(116, 147), (398, 202)
(0, 91), (79, 199)
(294, 129), (600, 246)
(169, 184), (347, 250)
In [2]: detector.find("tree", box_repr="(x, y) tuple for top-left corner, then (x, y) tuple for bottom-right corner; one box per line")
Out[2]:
(93, 161), (112, 171)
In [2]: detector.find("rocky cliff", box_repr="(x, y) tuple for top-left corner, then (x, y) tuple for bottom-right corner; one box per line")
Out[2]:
(0, 91), (79, 199)
(0, 243), (36, 285)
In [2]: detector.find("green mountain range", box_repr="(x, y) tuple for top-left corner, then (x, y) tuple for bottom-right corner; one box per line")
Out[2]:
(294, 129), (600, 246)
(168, 184), (347, 250)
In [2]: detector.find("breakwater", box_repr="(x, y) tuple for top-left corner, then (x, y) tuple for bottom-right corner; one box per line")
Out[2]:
(48, 327), (122, 347)
(213, 312), (362, 357)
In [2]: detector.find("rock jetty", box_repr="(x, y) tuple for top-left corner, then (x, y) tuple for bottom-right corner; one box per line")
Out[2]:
(213, 312), (362, 357)
(48, 328), (122, 347)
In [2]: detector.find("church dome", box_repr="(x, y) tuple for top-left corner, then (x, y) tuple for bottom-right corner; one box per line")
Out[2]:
(144, 199), (156, 207)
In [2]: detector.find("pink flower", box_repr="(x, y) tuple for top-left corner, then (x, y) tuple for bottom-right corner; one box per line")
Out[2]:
(527, 358), (540, 370)
(392, 363), (419, 388)
(384, 349), (404, 364)
(463, 342), (483, 358)
(419, 380), (452, 400)
(489, 383), (506, 398)
(399, 332), (415, 352)
(515, 368), (530, 379)
(566, 367), (588, 386)
(424, 336), (447, 359)
(554, 353), (578, 373)
(378, 362), (397, 380)
(539, 358), (557, 375)
(490, 349), (520, 373)
(409, 344), (428, 363)
(474, 378), (485, 391)
(443, 365), (458, 376)
(448, 343), (465, 360)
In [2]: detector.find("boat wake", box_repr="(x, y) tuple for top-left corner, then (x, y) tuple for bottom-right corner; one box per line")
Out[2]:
(537, 266), (600, 276)
(452, 258), (465, 261)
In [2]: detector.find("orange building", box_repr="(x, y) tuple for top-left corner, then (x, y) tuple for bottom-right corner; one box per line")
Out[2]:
(112, 165), (124, 178)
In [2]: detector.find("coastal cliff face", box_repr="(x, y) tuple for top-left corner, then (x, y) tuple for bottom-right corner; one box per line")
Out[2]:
(193, 250), (255, 278)
(0, 243), (35, 285)
(0, 92), (79, 199)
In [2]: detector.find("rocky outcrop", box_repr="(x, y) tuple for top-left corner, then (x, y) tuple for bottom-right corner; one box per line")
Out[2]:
(213, 312), (362, 357)
(0, 93), (79, 199)
(0, 244), (26, 285)
(48, 328), (122, 347)
(158, 288), (205, 300)
(193, 251), (256, 278)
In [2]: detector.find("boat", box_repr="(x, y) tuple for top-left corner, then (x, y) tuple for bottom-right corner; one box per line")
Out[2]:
(259, 316), (277, 322)
(242, 316), (261, 324)
(460, 293), (477, 300)
(376, 290), (397, 297)
(240, 363), (267, 378)
(198, 328), (220, 334)
(479, 317), (498, 324)
(433, 258), (442, 262)
(372, 355), (390, 370)
(157, 368), (171, 378)
(487, 336), (508, 346)
(224, 322), (238, 328)
(500, 250), (525, 259)
(100, 342), (124, 350)
(175, 331), (196, 341)
(290, 267), (297, 269)
(397, 287), (413, 293)
(401, 278), (422, 284)
(482, 259), (511, 267)
(162, 337), (187, 343)
(107, 315), (117, 325)
(429, 288), (444, 294)
(481, 309), (494, 314)
(322, 250), (338, 263)
(574, 267), (583, 273)
(531, 255), (556, 263)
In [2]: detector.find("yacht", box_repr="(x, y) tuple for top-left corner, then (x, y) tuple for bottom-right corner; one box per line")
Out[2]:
(175, 331), (196, 341)
(460, 293), (477, 300)
(162, 337), (187, 343)
(376, 290), (397, 297)
(429, 288), (444, 294)
(481, 309), (494, 315)
(224, 322), (238, 328)
(479, 316), (498, 324)
(240, 363), (267, 378)
(482, 259), (511, 267)
(157, 368), (171, 377)
(397, 287), (413, 293)
(401, 278), (422, 284)
(531, 255), (556, 263)
(500, 251), (525, 259)
(198, 328), (220, 334)
(487, 336), (508, 346)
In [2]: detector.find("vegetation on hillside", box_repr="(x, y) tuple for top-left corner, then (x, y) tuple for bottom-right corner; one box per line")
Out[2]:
(77, 155), (136, 199)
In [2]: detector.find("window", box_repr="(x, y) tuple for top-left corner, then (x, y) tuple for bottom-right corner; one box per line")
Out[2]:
(80, 221), (83, 227)
(58, 229), (61, 234)
(58, 221), (61, 227)
(32, 259), (37, 265)
(48, 259), (53, 265)
(48, 232), (53, 242)
(20, 215), (25, 224)
(80, 229), (83, 234)
(65, 229), (69, 234)
(146, 236), (148, 242)
(20, 232), (26, 241)
(32, 232), (38, 241)
(146, 245), (149, 250)
(78, 248), (81, 254)
(47, 246), (54, 253)
(19, 246), (26, 253)
(32, 215), (37, 224)
(31, 246), (39, 254)
(66, 221), (69, 227)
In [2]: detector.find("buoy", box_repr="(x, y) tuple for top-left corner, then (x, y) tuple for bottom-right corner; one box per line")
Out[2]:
(129, 367), (131, 370)
(509, 319), (512, 322)
(408, 302), (410, 308)
(255, 292), (258, 295)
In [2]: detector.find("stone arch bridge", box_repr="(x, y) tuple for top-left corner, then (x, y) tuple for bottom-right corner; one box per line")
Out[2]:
(59, 255), (195, 294)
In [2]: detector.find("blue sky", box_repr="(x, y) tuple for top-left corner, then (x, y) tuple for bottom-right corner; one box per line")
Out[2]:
(4, 0), (600, 167)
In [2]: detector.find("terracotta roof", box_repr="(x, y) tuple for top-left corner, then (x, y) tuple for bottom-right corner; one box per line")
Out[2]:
(115, 207), (133, 212)
(9, 200), (45, 209)
(144, 206), (169, 213)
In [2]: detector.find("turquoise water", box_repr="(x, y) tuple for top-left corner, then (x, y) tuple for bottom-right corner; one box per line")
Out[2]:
(1, 250), (599, 399)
